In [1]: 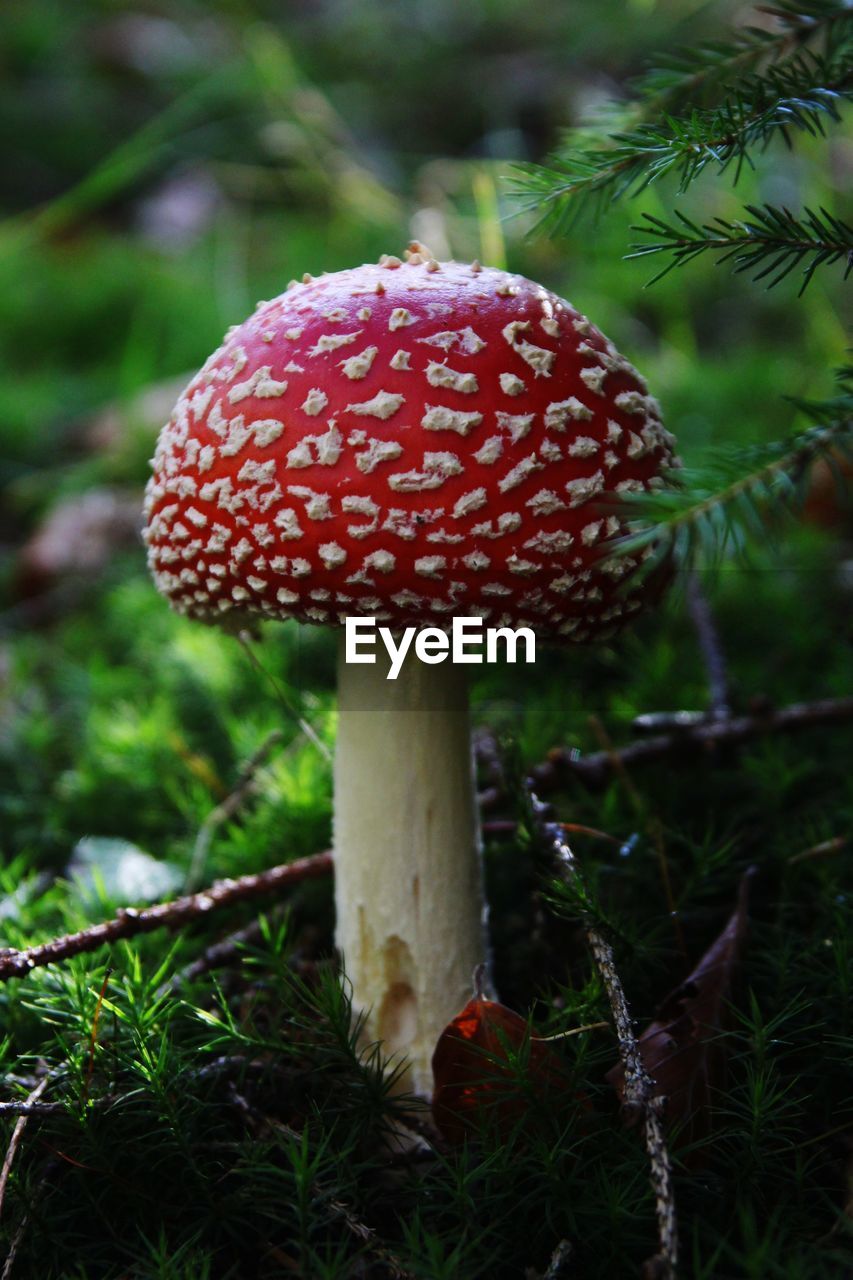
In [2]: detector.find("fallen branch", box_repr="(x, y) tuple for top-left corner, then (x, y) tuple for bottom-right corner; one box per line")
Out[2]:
(531, 791), (679, 1280)
(0, 1079), (48, 1226)
(0, 1101), (65, 1119)
(7, 695), (850, 987)
(0, 851), (333, 985)
(521, 694), (853, 794)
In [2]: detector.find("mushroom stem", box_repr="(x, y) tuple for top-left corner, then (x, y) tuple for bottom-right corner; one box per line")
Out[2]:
(333, 636), (487, 1096)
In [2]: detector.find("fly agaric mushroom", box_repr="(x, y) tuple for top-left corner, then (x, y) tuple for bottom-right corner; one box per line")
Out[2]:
(144, 244), (677, 1094)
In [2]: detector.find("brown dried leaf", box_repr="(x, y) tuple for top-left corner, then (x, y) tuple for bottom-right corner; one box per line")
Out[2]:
(432, 996), (566, 1144)
(607, 867), (754, 1146)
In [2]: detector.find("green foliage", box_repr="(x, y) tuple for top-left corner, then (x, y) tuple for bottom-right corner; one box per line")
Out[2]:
(515, 53), (851, 226)
(630, 202), (853, 290)
(514, 1), (852, 226)
(516, 0), (851, 584)
(635, 1), (853, 111)
(606, 366), (853, 578)
(1, 561), (851, 1278)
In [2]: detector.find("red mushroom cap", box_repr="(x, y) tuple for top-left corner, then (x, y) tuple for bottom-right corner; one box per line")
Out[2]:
(144, 248), (677, 640)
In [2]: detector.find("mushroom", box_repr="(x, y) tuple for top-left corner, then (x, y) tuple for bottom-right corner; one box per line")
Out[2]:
(144, 245), (677, 1094)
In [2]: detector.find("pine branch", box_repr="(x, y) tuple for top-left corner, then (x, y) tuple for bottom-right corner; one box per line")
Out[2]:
(635, 2), (853, 114)
(628, 203), (853, 290)
(514, 54), (851, 229)
(512, 4), (852, 229)
(601, 368), (853, 578)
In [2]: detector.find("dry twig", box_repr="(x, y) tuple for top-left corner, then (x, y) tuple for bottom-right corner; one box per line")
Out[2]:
(0, 1101), (64, 1119)
(520, 694), (853, 795)
(0, 1078), (48, 1227)
(5, 695), (850, 993)
(0, 1155), (59, 1280)
(531, 792), (679, 1279)
(237, 634), (332, 764)
(0, 851), (332, 985)
(542, 1239), (574, 1278)
(787, 835), (848, 865)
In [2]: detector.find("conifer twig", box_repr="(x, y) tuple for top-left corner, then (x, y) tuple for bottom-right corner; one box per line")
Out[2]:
(513, 3), (853, 228)
(515, 67), (852, 226)
(635, 3), (852, 116)
(629, 204), (853, 291)
(531, 793), (679, 1279)
(0, 852), (333, 984)
(603, 368), (852, 578)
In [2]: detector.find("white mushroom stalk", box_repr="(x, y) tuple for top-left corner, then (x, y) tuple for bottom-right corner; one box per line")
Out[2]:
(334, 640), (486, 1095)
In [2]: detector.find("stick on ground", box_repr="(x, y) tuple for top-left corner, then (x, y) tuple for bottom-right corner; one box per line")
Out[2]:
(521, 694), (853, 794)
(0, 851), (333, 985)
(0, 1078), (48, 1226)
(531, 791), (679, 1280)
